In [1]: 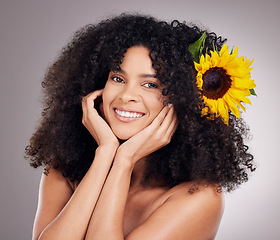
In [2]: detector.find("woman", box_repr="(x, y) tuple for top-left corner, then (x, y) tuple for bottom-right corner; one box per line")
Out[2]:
(25, 14), (256, 239)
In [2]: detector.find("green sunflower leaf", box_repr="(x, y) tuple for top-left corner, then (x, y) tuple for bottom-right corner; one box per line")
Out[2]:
(250, 89), (257, 96)
(230, 46), (235, 55)
(189, 32), (206, 63)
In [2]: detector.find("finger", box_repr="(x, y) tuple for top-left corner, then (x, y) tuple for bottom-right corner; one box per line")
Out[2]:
(82, 89), (103, 111)
(156, 106), (177, 143)
(82, 89), (103, 114)
(158, 104), (174, 130)
(84, 89), (104, 99)
(150, 105), (170, 128)
(84, 89), (104, 108)
(82, 97), (88, 120)
(165, 113), (178, 138)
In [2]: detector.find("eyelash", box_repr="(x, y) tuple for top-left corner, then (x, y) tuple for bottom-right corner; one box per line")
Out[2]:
(142, 82), (159, 89)
(110, 76), (159, 89)
(110, 76), (124, 83)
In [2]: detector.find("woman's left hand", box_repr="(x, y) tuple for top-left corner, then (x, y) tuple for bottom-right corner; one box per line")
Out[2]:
(116, 104), (178, 165)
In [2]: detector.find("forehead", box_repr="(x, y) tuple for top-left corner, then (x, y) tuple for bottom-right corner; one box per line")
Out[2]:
(119, 46), (155, 74)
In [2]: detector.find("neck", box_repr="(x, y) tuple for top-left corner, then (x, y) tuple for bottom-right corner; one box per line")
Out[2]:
(130, 157), (147, 189)
(130, 157), (167, 191)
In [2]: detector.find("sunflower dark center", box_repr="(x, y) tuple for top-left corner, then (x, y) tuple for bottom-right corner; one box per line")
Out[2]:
(202, 67), (232, 100)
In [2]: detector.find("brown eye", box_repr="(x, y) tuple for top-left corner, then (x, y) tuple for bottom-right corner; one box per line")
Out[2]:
(143, 82), (159, 89)
(111, 76), (124, 83)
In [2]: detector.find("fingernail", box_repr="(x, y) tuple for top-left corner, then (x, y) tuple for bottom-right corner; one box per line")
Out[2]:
(168, 103), (173, 108)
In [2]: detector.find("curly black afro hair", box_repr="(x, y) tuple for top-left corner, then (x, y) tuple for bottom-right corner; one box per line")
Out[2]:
(25, 13), (255, 192)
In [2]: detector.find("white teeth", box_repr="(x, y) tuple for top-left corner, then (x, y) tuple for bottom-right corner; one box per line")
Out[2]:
(115, 109), (143, 118)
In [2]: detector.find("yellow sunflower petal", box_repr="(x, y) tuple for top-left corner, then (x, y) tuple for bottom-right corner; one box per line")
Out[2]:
(229, 87), (252, 102)
(219, 44), (229, 56)
(224, 94), (240, 118)
(196, 73), (203, 88)
(232, 77), (256, 89)
(204, 98), (218, 114)
(195, 43), (255, 124)
(206, 53), (211, 62)
(217, 53), (230, 67)
(228, 88), (252, 106)
(217, 98), (229, 124)
(194, 62), (201, 72)
(210, 51), (219, 66)
(227, 91), (246, 111)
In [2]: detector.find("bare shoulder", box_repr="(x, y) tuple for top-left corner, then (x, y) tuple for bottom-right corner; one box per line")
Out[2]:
(164, 182), (224, 239)
(167, 181), (224, 207)
(127, 182), (224, 240)
(171, 182), (223, 214)
(39, 167), (76, 194)
(32, 167), (74, 240)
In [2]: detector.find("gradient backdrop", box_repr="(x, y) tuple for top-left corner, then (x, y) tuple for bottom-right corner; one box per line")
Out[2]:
(1, 0), (279, 239)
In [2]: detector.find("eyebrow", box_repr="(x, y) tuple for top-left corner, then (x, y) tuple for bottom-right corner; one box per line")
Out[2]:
(139, 74), (157, 78)
(112, 69), (157, 79)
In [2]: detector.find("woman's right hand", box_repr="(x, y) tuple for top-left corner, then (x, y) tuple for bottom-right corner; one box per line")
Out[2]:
(82, 90), (119, 148)
(34, 91), (119, 240)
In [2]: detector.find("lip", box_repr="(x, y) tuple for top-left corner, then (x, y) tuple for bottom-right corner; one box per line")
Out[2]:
(113, 107), (145, 123)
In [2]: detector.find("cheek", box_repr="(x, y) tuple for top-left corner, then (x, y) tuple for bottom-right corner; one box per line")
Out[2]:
(157, 94), (165, 105)
(157, 92), (168, 105)
(148, 93), (165, 115)
(102, 82), (113, 106)
(99, 102), (105, 118)
(101, 88), (111, 118)
(155, 91), (169, 108)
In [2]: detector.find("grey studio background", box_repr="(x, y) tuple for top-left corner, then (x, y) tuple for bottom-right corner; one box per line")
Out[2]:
(1, 0), (279, 239)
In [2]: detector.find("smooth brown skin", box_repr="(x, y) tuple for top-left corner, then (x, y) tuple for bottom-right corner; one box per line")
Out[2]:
(32, 47), (224, 240)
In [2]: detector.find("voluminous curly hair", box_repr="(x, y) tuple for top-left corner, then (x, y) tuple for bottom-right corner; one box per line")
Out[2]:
(25, 13), (255, 192)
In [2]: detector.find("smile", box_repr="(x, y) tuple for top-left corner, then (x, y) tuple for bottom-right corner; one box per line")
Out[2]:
(114, 108), (144, 118)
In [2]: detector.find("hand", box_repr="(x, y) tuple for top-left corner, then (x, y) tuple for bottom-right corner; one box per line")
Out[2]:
(82, 90), (119, 148)
(116, 104), (178, 165)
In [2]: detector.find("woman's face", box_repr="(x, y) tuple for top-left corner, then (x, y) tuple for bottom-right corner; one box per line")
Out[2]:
(102, 46), (167, 140)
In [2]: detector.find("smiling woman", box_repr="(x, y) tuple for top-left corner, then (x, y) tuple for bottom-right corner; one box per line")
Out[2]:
(25, 13), (255, 240)
(103, 46), (167, 140)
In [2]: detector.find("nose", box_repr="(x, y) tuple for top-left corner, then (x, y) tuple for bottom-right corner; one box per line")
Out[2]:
(118, 85), (141, 103)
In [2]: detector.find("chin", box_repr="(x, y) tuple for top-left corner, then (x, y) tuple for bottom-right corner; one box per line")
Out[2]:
(112, 127), (141, 141)
(114, 132), (135, 141)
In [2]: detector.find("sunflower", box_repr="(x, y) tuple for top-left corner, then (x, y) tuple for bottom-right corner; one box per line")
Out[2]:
(194, 44), (256, 124)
